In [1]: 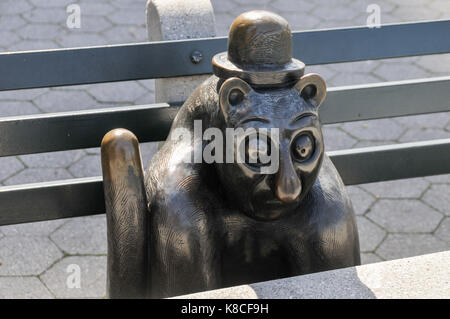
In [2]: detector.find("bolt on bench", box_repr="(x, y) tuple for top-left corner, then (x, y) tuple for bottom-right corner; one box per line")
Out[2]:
(0, 5), (449, 297)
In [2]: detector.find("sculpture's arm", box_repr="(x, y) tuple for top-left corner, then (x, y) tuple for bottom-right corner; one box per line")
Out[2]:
(101, 129), (149, 299)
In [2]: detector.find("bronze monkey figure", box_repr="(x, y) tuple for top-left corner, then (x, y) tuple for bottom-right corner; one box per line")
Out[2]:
(101, 10), (360, 299)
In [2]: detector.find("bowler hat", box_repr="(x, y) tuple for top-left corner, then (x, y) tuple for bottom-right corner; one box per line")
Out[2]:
(212, 10), (305, 87)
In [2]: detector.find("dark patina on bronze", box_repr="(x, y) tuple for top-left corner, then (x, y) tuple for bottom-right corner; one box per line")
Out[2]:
(101, 10), (360, 299)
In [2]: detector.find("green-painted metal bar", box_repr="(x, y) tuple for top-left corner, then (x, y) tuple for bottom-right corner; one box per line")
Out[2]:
(1, 139), (449, 226)
(0, 77), (449, 157)
(1, 20), (449, 90)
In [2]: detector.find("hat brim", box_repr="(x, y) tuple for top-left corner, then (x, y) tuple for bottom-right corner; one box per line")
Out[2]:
(212, 52), (305, 87)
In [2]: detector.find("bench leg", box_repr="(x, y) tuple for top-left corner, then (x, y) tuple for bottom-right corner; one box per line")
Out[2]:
(101, 128), (149, 299)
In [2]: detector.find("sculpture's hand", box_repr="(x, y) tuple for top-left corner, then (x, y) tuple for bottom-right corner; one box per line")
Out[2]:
(101, 129), (149, 299)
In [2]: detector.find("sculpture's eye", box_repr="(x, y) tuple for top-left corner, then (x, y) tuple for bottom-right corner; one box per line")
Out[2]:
(292, 134), (314, 162)
(245, 134), (271, 167)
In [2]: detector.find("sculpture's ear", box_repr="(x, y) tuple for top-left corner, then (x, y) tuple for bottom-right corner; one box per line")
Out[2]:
(294, 73), (327, 108)
(219, 77), (252, 122)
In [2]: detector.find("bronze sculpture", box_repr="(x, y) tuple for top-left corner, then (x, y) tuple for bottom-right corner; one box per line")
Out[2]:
(101, 10), (360, 299)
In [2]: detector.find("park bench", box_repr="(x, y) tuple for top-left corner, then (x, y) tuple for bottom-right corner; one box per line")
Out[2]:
(0, 3), (449, 297)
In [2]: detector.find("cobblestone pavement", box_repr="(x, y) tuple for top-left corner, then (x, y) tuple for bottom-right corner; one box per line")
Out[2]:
(0, 0), (449, 298)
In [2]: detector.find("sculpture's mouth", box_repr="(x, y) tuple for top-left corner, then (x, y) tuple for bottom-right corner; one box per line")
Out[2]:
(247, 192), (302, 221)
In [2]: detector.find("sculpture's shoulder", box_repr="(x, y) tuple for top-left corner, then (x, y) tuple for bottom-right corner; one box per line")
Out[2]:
(173, 75), (221, 124)
(308, 154), (354, 219)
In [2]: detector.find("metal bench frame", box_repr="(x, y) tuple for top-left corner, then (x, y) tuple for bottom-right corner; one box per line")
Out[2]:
(0, 19), (449, 226)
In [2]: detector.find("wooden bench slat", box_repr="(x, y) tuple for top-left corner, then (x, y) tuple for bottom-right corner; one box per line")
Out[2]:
(1, 139), (449, 226)
(0, 77), (449, 157)
(1, 20), (449, 91)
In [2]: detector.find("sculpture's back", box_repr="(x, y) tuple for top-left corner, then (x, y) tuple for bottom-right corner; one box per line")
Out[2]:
(101, 10), (360, 299)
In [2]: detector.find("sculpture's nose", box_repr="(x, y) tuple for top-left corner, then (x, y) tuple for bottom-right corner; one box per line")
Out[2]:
(274, 154), (302, 203)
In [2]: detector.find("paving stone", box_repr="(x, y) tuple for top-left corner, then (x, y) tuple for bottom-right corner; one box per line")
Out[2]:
(424, 174), (450, 184)
(323, 127), (357, 151)
(23, 8), (67, 24)
(107, 9), (145, 26)
(399, 128), (450, 143)
(270, 0), (326, 13)
(311, 5), (361, 22)
(422, 184), (450, 216)
(0, 236), (63, 276)
(0, 101), (41, 117)
(352, 140), (395, 148)
(135, 92), (156, 105)
(29, 0), (74, 8)
(317, 17), (366, 29)
(110, 0), (145, 10)
(229, 5), (276, 19)
(3, 168), (73, 185)
(0, 157), (25, 183)
(211, 0), (237, 13)
(40, 255), (106, 299)
(360, 253), (383, 265)
(19, 150), (85, 169)
(0, 220), (66, 237)
(435, 218), (450, 243)
(373, 61), (431, 81)
(348, 0), (396, 14)
(360, 177), (430, 199)
(390, 6), (443, 21)
(68, 154), (101, 178)
(0, 31), (20, 47)
(306, 65), (337, 83)
(367, 199), (443, 233)
(77, 1), (116, 16)
(137, 79), (155, 92)
(393, 112), (450, 130)
(346, 186), (376, 216)
(386, 0), (428, 6)
(56, 33), (106, 47)
(341, 118), (405, 141)
(356, 216), (386, 252)
(376, 234), (449, 260)
(329, 72), (382, 87)
(50, 216), (107, 255)
(34, 90), (97, 112)
(0, 277), (54, 299)
(0, 88), (49, 101)
(102, 25), (147, 43)
(378, 12), (402, 24)
(1, 0), (33, 14)
(87, 81), (147, 103)
(327, 60), (379, 75)
(429, 0), (450, 12)
(17, 24), (63, 40)
(78, 16), (113, 33)
(214, 12), (235, 36)
(0, 15), (27, 31)
(278, 11), (321, 30)
(314, 0), (352, 8)
(415, 54), (450, 74)
(84, 147), (101, 155)
(7, 39), (60, 51)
